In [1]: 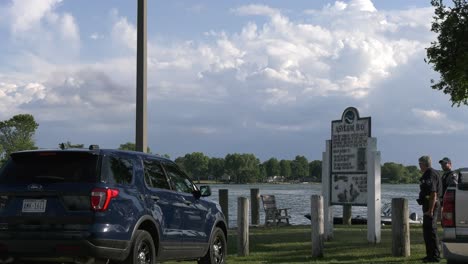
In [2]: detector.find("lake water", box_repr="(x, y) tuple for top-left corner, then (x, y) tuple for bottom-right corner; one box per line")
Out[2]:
(203, 183), (421, 227)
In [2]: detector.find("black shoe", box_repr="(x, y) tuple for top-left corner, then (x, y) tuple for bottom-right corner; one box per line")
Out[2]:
(423, 257), (440, 263)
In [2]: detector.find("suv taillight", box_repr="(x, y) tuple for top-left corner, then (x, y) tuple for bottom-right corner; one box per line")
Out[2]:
(442, 189), (455, 227)
(91, 188), (119, 211)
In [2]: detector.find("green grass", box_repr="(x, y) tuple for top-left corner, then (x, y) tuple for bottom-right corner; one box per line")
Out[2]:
(165, 224), (446, 263)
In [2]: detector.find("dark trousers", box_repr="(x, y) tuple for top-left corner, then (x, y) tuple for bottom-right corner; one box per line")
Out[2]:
(422, 204), (440, 259)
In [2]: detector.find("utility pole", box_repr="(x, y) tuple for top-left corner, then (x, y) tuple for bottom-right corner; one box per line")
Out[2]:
(136, 0), (147, 152)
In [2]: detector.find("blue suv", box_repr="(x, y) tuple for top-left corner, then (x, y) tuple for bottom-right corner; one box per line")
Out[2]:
(0, 146), (227, 264)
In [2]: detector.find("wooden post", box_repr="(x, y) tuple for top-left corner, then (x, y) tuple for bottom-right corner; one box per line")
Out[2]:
(311, 195), (324, 257)
(250, 188), (260, 226)
(237, 197), (249, 256)
(322, 140), (334, 240)
(219, 189), (229, 228)
(367, 138), (381, 243)
(343, 204), (352, 225)
(392, 198), (410, 257)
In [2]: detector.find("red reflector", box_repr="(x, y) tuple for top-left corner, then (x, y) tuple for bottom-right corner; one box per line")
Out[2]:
(442, 190), (455, 227)
(90, 188), (119, 211)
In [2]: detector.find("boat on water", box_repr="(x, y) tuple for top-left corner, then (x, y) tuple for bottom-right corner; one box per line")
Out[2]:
(304, 203), (423, 225)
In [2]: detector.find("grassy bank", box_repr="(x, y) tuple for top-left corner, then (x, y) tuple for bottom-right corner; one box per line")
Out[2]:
(167, 224), (446, 263)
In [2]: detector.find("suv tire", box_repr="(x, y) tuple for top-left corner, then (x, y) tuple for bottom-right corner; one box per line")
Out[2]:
(198, 227), (226, 264)
(123, 230), (156, 264)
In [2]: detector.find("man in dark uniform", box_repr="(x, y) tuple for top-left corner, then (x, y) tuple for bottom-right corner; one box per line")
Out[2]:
(418, 156), (442, 263)
(439, 157), (459, 204)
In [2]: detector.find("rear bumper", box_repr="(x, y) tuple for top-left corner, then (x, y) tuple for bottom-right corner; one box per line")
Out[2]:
(441, 240), (468, 262)
(0, 238), (130, 261)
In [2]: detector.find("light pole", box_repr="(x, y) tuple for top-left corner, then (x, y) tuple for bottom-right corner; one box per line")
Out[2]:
(136, 0), (147, 152)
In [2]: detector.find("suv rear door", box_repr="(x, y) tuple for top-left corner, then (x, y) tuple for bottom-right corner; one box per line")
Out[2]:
(0, 151), (99, 237)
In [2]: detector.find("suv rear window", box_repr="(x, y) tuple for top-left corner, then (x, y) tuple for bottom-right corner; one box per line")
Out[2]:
(101, 155), (134, 184)
(0, 152), (99, 183)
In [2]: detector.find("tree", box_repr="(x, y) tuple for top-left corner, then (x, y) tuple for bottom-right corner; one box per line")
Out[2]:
(258, 163), (267, 182)
(118, 142), (151, 153)
(291, 155), (309, 181)
(279, 160), (292, 179)
(264, 157), (280, 177)
(426, 0), (468, 106)
(0, 114), (39, 162)
(405, 165), (421, 183)
(183, 152), (209, 181)
(208, 157), (225, 182)
(174, 156), (187, 172)
(225, 153), (260, 183)
(381, 162), (410, 183)
(59, 141), (84, 149)
(309, 160), (322, 182)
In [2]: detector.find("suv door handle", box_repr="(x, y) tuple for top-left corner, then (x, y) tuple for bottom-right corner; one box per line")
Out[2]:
(183, 200), (192, 206)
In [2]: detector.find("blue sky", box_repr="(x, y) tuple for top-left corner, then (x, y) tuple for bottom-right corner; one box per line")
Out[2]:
(0, 0), (467, 168)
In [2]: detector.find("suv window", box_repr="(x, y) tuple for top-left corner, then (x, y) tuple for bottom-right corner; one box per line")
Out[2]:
(102, 155), (134, 184)
(0, 152), (98, 183)
(164, 163), (195, 194)
(143, 159), (170, 190)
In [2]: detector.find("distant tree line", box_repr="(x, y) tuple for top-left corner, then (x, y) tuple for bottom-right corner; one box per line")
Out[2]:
(174, 153), (322, 184)
(0, 114), (422, 184)
(381, 162), (421, 184)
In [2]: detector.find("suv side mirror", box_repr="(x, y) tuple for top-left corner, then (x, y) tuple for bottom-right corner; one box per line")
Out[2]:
(199, 185), (211, 197)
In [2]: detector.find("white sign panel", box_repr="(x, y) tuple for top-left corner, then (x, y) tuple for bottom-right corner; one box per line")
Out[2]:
(331, 173), (367, 204)
(330, 107), (370, 205)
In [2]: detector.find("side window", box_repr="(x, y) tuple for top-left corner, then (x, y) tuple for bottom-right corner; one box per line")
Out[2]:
(164, 163), (195, 194)
(102, 155), (134, 184)
(143, 159), (170, 190)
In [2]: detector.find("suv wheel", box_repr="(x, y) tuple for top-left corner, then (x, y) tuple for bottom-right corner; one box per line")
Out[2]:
(198, 227), (226, 264)
(123, 230), (156, 264)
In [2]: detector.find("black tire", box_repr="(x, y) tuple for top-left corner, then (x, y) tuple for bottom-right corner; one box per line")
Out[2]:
(122, 230), (156, 264)
(198, 227), (226, 264)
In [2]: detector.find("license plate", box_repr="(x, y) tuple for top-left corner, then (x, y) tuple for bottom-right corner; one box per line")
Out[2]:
(22, 199), (47, 213)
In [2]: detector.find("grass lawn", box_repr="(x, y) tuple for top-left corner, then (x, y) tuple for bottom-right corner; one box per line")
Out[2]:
(165, 224), (446, 263)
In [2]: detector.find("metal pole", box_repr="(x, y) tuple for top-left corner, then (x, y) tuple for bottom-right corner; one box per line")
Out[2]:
(136, 0), (148, 152)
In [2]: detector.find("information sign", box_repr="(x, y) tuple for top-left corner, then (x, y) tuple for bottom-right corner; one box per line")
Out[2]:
(330, 107), (370, 205)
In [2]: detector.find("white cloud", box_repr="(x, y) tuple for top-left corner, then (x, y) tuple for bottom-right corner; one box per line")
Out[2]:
(2, 0), (80, 61)
(60, 13), (79, 42)
(348, 0), (377, 12)
(4, 1), (463, 161)
(412, 109), (445, 120)
(232, 5), (280, 17)
(111, 10), (137, 52)
(9, 0), (62, 33)
(400, 108), (467, 135)
(90, 33), (103, 40)
(0, 82), (47, 119)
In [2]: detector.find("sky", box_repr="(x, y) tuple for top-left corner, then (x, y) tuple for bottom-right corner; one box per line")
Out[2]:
(0, 0), (467, 168)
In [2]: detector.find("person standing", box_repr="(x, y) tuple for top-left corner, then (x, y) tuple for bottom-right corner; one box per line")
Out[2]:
(417, 156), (442, 263)
(439, 157), (459, 202)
